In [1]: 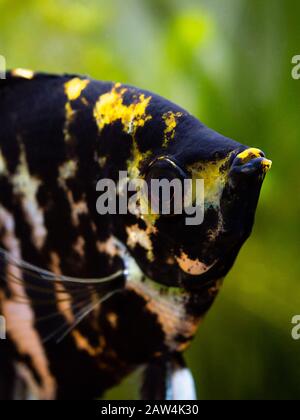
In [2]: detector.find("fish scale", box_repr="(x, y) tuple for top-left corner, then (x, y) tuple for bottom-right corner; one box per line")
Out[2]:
(0, 70), (271, 400)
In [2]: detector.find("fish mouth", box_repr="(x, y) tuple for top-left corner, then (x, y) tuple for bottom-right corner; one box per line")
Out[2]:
(231, 148), (272, 175)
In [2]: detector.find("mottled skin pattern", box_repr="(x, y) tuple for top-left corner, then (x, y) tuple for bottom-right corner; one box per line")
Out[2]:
(0, 70), (271, 400)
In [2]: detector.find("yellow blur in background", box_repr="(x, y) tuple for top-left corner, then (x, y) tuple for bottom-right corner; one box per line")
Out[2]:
(1, 0), (299, 400)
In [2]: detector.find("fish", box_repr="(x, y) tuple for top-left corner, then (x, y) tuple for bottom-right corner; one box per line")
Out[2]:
(0, 69), (272, 400)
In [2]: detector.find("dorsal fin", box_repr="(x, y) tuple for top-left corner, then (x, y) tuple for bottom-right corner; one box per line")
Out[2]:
(0, 69), (85, 89)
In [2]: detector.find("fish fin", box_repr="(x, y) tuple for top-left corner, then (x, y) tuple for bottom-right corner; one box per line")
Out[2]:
(141, 356), (168, 400)
(0, 70), (90, 94)
(0, 246), (125, 290)
(141, 354), (197, 400)
(3, 70), (83, 82)
(0, 246), (125, 342)
(0, 342), (43, 400)
(0, 340), (16, 400)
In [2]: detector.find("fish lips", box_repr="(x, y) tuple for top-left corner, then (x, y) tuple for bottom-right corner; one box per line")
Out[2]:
(230, 148), (272, 178)
(221, 148), (272, 235)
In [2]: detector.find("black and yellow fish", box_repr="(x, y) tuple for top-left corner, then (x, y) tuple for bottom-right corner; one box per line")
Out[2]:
(0, 69), (271, 400)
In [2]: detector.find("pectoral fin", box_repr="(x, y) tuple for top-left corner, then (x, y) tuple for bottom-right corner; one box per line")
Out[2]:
(141, 354), (197, 400)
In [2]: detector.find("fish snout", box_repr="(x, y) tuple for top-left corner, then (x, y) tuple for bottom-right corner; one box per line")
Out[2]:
(231, 148), (272, 175)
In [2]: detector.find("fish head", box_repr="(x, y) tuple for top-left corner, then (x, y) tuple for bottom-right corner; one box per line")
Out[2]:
(143, 135), (272, 288)
(97, 85), (271, 288)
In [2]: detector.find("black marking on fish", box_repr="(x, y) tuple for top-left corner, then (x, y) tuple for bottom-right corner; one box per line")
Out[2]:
(0, 70), (271, 400)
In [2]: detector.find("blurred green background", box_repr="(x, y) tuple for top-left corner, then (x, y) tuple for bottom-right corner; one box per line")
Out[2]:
(1, 0), (299, 400)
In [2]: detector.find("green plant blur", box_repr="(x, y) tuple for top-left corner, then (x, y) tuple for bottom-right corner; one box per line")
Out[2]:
(1, 0), (299, 400)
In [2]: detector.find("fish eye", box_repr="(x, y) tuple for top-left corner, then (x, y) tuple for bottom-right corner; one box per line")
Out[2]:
(143, 158), (187, 216)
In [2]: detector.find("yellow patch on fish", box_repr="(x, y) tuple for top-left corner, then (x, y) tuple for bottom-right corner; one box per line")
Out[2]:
(237, 148), (263, 163)
(188, 156), (231, 206)
(64, 78), (90, 101)
(0, 150), (8, 175)
(140, 212), (160, 230)
(11, 68), (34, 79)
(128, 147), (152, 180)
(94, 83), (153, 179)
(93, 83), (152, 134)
(261, 159), (272, 172)
(162, 111), (183, 147)
(64, 102), (76, 143)
(237, 148), (272, 174)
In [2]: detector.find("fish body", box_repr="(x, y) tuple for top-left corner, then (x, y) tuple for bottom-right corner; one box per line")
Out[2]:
(0, 70), (271, 400)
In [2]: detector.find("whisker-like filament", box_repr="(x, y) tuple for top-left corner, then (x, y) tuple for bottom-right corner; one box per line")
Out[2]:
(35, 294), (93, 323)
(5, 270), (91, 296)
(0, 247), (125, 285)
(0, 246), (125, 345)
(56, 289), (121, 344)
(42, 301), (95, 344)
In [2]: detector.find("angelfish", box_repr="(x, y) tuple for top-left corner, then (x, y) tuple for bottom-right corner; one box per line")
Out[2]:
(0, 70), (271, 400)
